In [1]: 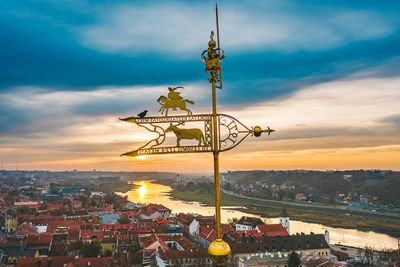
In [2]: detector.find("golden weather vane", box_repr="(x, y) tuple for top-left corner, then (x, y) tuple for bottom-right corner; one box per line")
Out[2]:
(120, 4), (274, 266)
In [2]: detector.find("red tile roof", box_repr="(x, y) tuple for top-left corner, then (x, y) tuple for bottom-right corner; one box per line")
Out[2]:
(223, 232), (329, 254)
(67, 228), (80, 242)
(99, 224), (137, 231)
(237, 216), (264, 227)
(140, 207), (158, 217)
(158, 234), (195, 251)
(15, 223), (38, 237)
(147, 204), (171, 213)
(0, 237), (22, 246)
(165, 250), (209, 260)
(141, 234), (169, 250)
(256, 224), (288, 236)
(73, 257), (112, 267)
(176, 213), (195, 225)
(17, 256), (74, 267)
(196, 216), (215, 225)
(25, 216), (64, 226)
(25, 234), (51, 248)
(199, 224), (233, 243)
(234, 230), (263, 237)
(120, 210), (138, 216)
(154, 217), (173, 225)
(81, 230), (116, 241)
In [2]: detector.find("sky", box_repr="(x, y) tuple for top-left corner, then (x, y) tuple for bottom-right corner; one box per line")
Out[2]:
(1, 0), (399, 172)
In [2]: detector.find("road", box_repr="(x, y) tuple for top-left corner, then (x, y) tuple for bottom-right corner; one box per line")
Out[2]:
(222, 189), (400, 219)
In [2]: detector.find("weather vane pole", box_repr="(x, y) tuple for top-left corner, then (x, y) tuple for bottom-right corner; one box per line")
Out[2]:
(120, 4), (274, 266)
(204, 4), (232, 266)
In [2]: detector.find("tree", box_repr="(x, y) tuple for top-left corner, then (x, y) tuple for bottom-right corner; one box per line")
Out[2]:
(49, 244), (67, 256)
(114, 201), (122, 210)
(118, 215), (130, 224)
(224, 183), (232, 191)
(69, 240), (83, 256)
(90, 199), (97, 207)
(9, 189), (19, 196)
(277, 190), (285, 200)
(228, 217), (238, 228)
(103, 249), (113, 257)
(82, 240), (102, 257)
(288, 251), (301, 267)
(40, 201), (48, 210)
(186, 181), (196, 191)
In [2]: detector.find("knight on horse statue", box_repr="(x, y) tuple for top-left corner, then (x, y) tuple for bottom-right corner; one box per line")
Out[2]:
(157, 87), (194, 116)
(168, 86), (184, 107)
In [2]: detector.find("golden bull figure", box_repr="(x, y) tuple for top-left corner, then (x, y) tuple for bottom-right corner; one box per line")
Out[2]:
(165, 123), (205, 146)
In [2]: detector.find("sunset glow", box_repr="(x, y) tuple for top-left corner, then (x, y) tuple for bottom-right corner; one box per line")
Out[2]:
(1, 1), (399, 171)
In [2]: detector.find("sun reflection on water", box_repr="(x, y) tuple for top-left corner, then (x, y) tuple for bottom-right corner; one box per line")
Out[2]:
(138, 181), (146, 201)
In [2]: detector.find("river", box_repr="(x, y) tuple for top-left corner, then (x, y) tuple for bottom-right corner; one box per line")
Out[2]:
(118, 180), (398, 250)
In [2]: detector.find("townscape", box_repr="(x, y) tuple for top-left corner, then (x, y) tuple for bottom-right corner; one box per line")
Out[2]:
(0, 171), (399, 266)
(2, 0), (400, 266)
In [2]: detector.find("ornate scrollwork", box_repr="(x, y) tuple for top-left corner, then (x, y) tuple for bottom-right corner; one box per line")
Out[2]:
(120, 88), (274, 157)
(201, 31), (224, 84)
(218, 114), (254, 152)
(219, 116), (239, 149)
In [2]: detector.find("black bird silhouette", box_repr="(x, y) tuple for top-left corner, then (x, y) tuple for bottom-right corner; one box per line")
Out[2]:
(137, 110), (148, 118)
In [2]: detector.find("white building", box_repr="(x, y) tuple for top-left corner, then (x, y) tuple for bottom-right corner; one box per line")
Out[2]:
(279, 208), (290, 235)
(90, 191), (103, 197)
(236, 216), (264, 231)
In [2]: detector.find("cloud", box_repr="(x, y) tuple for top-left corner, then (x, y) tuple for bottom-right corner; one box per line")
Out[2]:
(78, 1), (394, 56)
(2, 0), (400, 100)
(1, 0), (400, 171)
(0, 83), (210, 137)
(221, 75), (400, 160)
(2, 74), (399, 171)
(378, 114), (400, 132)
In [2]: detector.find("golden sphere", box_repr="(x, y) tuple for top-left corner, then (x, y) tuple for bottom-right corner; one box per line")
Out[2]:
(253, 126), (262, 137)
(208, 239), (231, 266)
(208, 39), (217, 48)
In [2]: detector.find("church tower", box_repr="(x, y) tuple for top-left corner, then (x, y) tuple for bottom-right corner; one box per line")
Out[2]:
(279, 208), (290, 235)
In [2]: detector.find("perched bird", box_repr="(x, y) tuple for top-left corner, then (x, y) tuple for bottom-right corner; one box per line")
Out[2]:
(137, 110), (148, 118)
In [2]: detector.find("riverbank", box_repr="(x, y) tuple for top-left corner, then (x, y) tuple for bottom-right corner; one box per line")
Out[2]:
(94, 180), (138, 194)
(170, 188), (400, 238)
